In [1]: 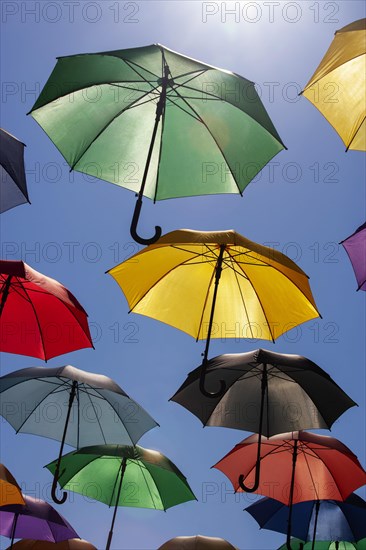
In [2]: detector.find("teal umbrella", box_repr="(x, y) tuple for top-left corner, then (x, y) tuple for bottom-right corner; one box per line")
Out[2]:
(29, 44), (285, 244)
(0, 366), (157, 505)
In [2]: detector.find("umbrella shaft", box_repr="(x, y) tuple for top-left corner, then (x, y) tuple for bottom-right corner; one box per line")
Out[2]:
(55, 381), (77, 476)
(286, 439), (298, 549)
(138, 63), (169, 201)
(0, 275), (12, 316)
(202, 245), (226, 363)
(10, 512), (19, 548)
(311, 500), (320, 550)
(106, 457), (127, 550)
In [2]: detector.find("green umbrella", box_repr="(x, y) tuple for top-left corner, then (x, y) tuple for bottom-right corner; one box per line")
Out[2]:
(45, 444), (196, 550)
(278, 540), (366, 550)
(29, 44), (285, 244)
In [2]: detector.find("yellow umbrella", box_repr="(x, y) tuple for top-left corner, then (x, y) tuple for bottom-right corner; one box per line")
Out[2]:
(0, 464), (25, 506)
(108, 229), (320, 397)
(302, 18), (366, 151)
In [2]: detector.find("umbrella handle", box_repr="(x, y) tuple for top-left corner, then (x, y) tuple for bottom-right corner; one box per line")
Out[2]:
(238, 458), (261, 492)
(130, 195), (162, 245)
(51, 472), (67, 504)
(199, 371), (226, 398)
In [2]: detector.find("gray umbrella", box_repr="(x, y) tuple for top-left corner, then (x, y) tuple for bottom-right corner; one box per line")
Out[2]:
(0, 128), (30, 213)
(0, 365), (158, 504)
(170, 349), (356, 492)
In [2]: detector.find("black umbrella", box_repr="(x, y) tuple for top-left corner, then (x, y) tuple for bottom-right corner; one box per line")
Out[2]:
(0, 128), (30, 213)
(171, 349), (356, 492)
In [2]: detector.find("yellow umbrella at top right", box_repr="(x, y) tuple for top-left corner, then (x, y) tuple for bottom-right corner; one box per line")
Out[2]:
(302, 18), (366, 151)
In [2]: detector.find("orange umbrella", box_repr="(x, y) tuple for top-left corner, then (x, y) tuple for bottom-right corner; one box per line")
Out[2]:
(159, 535), (238, 549)
(0, 465), (25, 506)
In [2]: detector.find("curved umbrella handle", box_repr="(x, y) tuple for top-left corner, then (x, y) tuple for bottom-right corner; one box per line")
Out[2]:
(130, 196), (162, 246)
(51, 472), (68, 504)
(199, 371), (226, 398)
(238, 458), (261, 492)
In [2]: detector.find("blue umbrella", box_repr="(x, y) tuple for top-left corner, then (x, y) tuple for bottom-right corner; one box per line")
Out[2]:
(0, 128), (30, 213)
(245, 494), (366, 549)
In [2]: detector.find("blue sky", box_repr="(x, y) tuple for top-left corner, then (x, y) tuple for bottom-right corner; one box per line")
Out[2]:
(1, 1), (365, 549)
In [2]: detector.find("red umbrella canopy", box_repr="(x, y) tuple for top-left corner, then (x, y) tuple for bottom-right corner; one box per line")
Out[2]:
(0, 260), (93, 360)
(213, 431), (366, 504)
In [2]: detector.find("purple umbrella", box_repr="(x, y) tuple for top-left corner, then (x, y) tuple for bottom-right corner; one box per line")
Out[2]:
(340, 223), (366, 291)
(0, 495), (79, 548)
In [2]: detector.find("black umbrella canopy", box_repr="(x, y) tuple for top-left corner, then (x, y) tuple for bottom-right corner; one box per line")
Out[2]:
(0, 128), (30, 213)
(170, 349), (356, 436)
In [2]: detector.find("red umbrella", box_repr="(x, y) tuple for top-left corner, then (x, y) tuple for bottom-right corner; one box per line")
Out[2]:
(0, 260), (93, 360)
(213, 431), (366, 550)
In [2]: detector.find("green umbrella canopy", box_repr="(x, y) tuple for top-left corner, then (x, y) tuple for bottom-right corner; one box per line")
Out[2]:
(29, 44), (286, 244)
(45, 444), (196, 510)
(278, 540), (366, 550)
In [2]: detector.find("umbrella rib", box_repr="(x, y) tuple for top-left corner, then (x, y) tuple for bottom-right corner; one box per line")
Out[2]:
(85, 391), (107, 445)
(302, 449), (320, 500)
(165, 96), (202, 122)
(227, 250), (255, 338)
(108, 460), (124, 508)
(119, 57), (160, 80)
(176, 81), (286, 148)
(152, 52), (168, 203)
(93, 388), (140, 444)
(170, 245), (217, 261)
(302, 52), (366, 94)
(346, 114), (366, 151)
(128, 250), (203, 312)
(167, 86), (243, 195)
(19, 284), (49, 360)
(177, 82), (237, 102)
(307, 447), (353, 500)
(195, 269), (216, 343)
(137, 461), (161, 509)
(11, 282), (93, 347)
(69, 84), (162, 171)
(234, 256), (276, 343)
(14, 381), (71, 434)
(77, 384), (80, 449)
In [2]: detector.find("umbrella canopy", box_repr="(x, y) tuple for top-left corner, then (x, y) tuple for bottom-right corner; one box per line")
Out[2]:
(45, 444), (196, 550)
(29, 43), (285, 244)
(213, 431), (366, 549)
(170, 348), (356, 435)
(0, 128), (30, 213)
(9, 540), (96, 550)
(0, 260), (93, 360)
(277, 540), (366, 550)
(0, 495), (78, 546)
(340, 223), (366, 291)
(0, 366), (157, 505)
(108, 229), (320, 397)
(213, 431), (366, 502)
(158, 535), (238, 549)
(302, 19), (366, 151)
(0, 465), (25, 506)
(245, 493), (366, 544)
